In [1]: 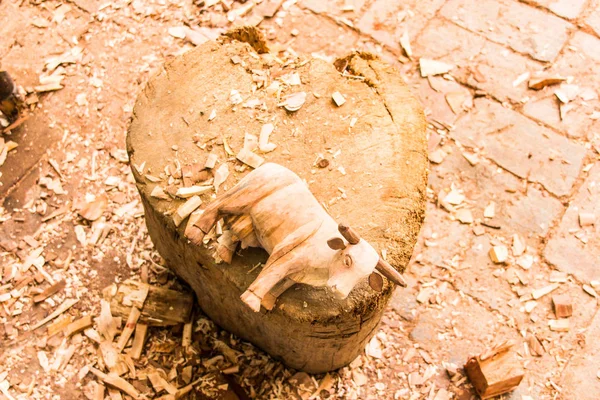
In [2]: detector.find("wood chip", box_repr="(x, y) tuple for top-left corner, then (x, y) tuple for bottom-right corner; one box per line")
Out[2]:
(443, 189), (464, 205)
(400, 31), (412, 58)
(148, 371), (177, 395)
(484, 202), (495, 218)
(462, 152), (479, 165)
(222, 365), (240, 375)
(176, 185), (212, 198)
(116, 307), (141, 352)
(90, 367), (140, 399)
(549, 271), (568, 283)
(489, 245), (508, 264)
(129, 323), (148, 360)
(34, 82), (63, 92)
(33, 280), (66, 303)
(213, 163), (229, 192)
(456, 209), (473, 224)
(332, 91), (346, 107)
(524, 300), (537, 313)
(532, 283), (559, 300)
(182, 320), (193, 348)
(208, 109), (217, 121)
(151, 186), (170, 200)
(528, 75), (566, 90)
(428, 148), (446, 164)
(419, 58), (454, 77)
(512, 234), (526, 256)
(517, 254), (534, 270)
(65, 315), (93, 336)
(47, 315), (74, 337)
(198, 157), (216, 176)
(445, 92), (465, 114)
(549, 319), (570, 332)
(173, 196), (202, 227)
(528, 335), (544, 356)
(84, 328), (103, 344)
(98, 299), (119, 342)
(352, 370), (368, 386)
(236, 148), (264, 169)
(259, 123), (277, 153)
(583, 284), (598, 298)
(579, 212), (596, 227)
(79, 194), (108, 221)
(552, 294), (573, 318)
(282, 92), (306, 111)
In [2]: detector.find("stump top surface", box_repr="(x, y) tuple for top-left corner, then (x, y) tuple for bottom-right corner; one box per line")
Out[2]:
(127, 35), (427, 317)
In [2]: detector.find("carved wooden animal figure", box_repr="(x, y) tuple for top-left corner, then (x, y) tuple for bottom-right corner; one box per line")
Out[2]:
(189, 163), (406, 312)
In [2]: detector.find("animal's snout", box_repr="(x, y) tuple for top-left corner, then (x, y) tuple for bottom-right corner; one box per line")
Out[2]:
(327, 277), (354, 299)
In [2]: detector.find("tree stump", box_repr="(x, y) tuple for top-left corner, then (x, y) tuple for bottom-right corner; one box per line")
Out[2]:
(127, 28), (427, 373)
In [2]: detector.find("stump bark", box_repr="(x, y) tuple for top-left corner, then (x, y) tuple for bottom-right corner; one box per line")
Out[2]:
(127, 30), (427, 373)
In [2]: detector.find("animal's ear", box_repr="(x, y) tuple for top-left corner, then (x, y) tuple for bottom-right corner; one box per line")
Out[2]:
(327, 237), (346, 250)
(368, 272), (383, 292)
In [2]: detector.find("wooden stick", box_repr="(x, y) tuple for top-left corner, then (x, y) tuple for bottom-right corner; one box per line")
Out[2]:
(31, 298), (78, 330)
(33, 280), (66, 303)
(182, 320), (193, 348)
(116, 307), (141, 352)
(129, 323), (148, 360)
(47, 316), (74, 337)
(94, 384), (105, 400)
(89, 367), (140, 399)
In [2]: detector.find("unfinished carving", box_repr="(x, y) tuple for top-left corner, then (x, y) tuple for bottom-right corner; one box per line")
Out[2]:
(185, 163), (407, 312)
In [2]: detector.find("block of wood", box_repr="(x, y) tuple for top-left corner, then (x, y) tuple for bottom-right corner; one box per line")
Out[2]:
(103, 280), (193, 326)
(464, 343), (524, 399)
(552, 294), (573, 318)
(126, 26), (427, 373)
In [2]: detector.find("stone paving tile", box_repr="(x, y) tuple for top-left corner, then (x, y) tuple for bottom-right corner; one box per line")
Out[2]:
(262, 5), (360, 59)
(414, 76), (473, 126)
(406, 284), (519, 366)
(522, 94), (600, 140)
(440, 0), (572, 62)
(413, 18), (545, 103)
(0, 1), (33, 57)
(544, 164), (600, 283)
(428, 143), (564, 236)
(522, 31), (600, 139)
(453, 98), (587, 197)
(523, 0), (588, 19)
(453, 235), (518, 314)
(356, 0), (446, 54)
(410, 202), (471, 269)
(586, 5), (600, 38)
(561, 309), (600, 399)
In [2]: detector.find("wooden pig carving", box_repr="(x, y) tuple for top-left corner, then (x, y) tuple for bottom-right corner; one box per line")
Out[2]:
(189, 163), (407, 312)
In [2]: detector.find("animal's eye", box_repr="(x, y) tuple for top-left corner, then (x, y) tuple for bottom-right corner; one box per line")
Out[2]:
(344, 255), (353, 267)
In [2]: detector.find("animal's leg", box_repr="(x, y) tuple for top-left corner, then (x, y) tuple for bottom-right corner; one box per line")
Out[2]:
(215, 230), (239, 263)
(227, 215), (260, 249)
(261, 277), (296, 311)
(241, 251), (299, 312)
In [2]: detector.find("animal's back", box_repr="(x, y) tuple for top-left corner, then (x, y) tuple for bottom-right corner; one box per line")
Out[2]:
(247, 165), (333, 253)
